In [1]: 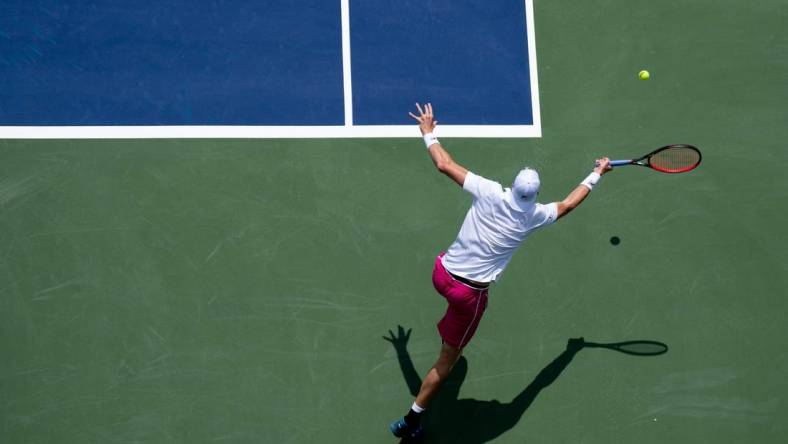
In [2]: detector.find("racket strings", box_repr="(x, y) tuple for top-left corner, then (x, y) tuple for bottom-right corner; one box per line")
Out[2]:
(649, 146), (701, 173)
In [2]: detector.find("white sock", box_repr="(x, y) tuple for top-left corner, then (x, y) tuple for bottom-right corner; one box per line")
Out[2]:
(411, 402), (425, 413)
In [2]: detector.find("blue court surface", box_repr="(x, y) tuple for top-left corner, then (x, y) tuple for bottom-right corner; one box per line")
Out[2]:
(0, 0), (540, 138)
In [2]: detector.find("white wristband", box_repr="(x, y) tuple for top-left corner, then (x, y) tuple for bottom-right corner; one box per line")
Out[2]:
(580, 172), (601, 190)
(423, 133), (439, 149)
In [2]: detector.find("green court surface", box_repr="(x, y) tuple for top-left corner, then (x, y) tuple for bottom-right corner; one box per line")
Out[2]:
(2, 1), (787, 442)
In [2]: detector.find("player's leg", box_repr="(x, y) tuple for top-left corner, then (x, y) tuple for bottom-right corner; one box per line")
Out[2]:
(391, 295), (487, 436)
(390, 342), (462, 439)
(415, 341), (462, 407)
(389, 254), (488, 439)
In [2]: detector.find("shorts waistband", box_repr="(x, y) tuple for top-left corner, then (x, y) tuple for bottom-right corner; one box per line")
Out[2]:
(447, 270), (490, 290)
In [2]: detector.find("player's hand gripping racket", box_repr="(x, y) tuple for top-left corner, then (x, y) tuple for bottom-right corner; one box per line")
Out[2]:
(603, 144), (702, 173)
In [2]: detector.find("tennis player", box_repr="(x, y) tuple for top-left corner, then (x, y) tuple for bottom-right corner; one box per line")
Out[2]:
(390, 103), (612, 440)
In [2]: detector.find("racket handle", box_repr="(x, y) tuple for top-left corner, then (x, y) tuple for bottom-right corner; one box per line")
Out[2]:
(594, 159), (632, 167)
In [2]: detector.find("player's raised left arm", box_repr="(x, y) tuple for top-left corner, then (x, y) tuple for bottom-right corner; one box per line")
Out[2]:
(409, 103), (468, 187)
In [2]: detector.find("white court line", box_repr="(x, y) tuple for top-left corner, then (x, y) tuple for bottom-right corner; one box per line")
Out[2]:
(0, 0), (540, 139)
(340, 0), (353, 126)
(0, 125), (540, 139)
(524, 0), (541, 136)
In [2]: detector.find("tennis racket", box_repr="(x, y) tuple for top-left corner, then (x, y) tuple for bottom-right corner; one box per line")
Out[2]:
(605, 144), (702, 173)
(582, 339), (668, 356)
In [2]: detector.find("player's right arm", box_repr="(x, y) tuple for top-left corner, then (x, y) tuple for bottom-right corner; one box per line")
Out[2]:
(409, 103), (468, 187)
(556, 158), (611, 219)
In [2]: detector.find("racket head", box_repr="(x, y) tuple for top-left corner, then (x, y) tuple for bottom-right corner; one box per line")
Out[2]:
(646, 144), (702, 173)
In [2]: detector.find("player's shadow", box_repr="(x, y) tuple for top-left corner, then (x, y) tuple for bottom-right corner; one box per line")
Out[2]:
(384, 326), (582, 443)
(384, 326), (664, 444)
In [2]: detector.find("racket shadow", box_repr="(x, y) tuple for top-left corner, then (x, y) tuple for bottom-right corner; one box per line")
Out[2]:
(581, 338), (669, 356)
(383, 328), (668, 444)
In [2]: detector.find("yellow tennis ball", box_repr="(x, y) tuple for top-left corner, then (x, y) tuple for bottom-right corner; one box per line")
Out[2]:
(639, 70), (650, 80)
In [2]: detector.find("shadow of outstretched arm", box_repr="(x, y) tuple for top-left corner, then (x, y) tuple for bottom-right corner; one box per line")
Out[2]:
(447, 338), (584, 444)
(509, 337), (583, 413)
(384, 325), (422, 397)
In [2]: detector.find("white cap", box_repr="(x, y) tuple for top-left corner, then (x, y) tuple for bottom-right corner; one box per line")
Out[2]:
(510, 168), (540, 211)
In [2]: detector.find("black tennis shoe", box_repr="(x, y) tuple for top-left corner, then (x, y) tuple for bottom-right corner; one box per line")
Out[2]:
(390, 418), (423, 441)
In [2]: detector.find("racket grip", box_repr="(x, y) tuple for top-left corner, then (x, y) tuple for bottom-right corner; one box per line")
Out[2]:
(595, 159), (632, 167)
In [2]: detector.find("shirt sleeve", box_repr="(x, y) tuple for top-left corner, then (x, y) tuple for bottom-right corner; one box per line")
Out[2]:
(530, 202), (559, 229)
(463, 171), (503, 201)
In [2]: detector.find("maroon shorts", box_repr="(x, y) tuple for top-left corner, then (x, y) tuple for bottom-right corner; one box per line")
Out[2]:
(432, 253), (489, 349)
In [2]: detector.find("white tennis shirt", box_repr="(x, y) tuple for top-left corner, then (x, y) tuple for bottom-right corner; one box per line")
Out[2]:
(442, 172), (558, 283)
